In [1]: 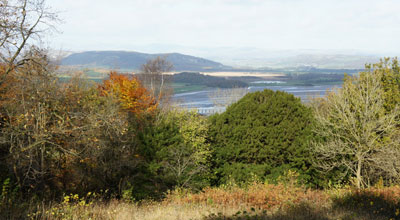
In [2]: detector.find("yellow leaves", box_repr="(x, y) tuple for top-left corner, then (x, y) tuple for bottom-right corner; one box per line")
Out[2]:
(121, 128), (128, 135)
(62, 194), (72, 204)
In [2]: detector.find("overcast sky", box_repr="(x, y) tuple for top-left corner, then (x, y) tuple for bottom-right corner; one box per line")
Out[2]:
(48, 0), (400, 54)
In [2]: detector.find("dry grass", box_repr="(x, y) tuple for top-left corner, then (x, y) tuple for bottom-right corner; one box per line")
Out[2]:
(165, 182), (329, 212)
(24, 183), (400, 220)
(28, 200), (245, 220)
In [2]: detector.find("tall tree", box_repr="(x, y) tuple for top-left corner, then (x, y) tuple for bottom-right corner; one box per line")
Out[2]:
(138, 56), (173, 103)
(312, 61), (400, 188)
(140, 109), (211, 191)
(0, 0), (58, 79)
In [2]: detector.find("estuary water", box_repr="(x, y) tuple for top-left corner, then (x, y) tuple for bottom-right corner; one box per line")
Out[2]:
(172, 84), (341, 110)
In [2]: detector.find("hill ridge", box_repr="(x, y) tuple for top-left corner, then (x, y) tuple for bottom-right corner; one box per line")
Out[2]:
(61, 50), (230, 71)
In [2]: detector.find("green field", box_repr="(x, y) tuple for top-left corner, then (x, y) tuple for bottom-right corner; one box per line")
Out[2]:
(172, 83), (208, 94)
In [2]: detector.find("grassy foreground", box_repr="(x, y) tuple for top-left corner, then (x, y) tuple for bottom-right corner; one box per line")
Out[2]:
(11, 182), (399, 220)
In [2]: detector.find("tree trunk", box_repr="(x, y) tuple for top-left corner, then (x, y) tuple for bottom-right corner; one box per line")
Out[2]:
(356, 156), (363, 189)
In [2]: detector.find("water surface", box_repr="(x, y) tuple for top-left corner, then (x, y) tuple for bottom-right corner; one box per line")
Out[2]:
(173, 84), (341, 110)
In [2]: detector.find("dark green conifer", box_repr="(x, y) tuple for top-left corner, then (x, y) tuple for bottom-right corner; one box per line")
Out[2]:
(210, 89), (315, 185)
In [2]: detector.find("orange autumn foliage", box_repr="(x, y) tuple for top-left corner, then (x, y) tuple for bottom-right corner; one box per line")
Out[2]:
(99, 71), (157, 116)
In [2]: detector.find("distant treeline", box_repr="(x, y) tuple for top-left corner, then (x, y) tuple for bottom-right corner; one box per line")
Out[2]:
(173, 72), (248, 88)
(279, 66), (363, 74)
(288, 73), (346, 83)
(58, 72), (250, 89)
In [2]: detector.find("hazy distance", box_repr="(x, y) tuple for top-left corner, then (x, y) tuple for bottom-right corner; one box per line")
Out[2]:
(49, 0), (400, 68)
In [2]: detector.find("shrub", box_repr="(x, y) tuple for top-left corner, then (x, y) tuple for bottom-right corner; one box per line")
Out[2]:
(209, 89), (316, 185)
(136, 109), (212, 197)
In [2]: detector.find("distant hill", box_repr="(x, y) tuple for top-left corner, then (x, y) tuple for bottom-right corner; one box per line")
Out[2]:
(61, 51), (230, 71)
(125, 45), (387, 69)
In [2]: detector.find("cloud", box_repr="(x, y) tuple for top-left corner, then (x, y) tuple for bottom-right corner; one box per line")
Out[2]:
(48, 0), (400, 53)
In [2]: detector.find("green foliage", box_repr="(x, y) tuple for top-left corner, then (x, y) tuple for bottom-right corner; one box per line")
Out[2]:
(0, 178), (27, 219)
(373, 58), (400, 114)
(209, 89), (316, 186)
(173, 72), (248, 88)
(312, 59), (400, 188)
(138, 109), (212, 195)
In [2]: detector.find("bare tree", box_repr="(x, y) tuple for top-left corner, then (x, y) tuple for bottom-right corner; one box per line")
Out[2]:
(0, 0), (58, 79)
(312, 70), (400, 188)
(139, 56), (173, 103)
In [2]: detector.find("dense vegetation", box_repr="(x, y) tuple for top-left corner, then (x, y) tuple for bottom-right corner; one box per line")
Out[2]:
(312, 58), (400, 188)
(173, 72), (249, 88)
(209, 90), (315, 185)
(287, 73), (345, 85)
(1, 56), (400, 218)
(23, 181), (400, 220)
(1, 1), (400, 219)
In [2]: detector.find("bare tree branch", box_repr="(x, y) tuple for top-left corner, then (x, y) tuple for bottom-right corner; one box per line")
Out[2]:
(0, 0), (59, 80)
(312, 66), (400, 188)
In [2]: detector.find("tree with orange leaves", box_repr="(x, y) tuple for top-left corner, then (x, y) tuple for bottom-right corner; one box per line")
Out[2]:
(99, 71), (157, 117)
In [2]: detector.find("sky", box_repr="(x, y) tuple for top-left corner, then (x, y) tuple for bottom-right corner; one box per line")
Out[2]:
(48, 0), (400, 55)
